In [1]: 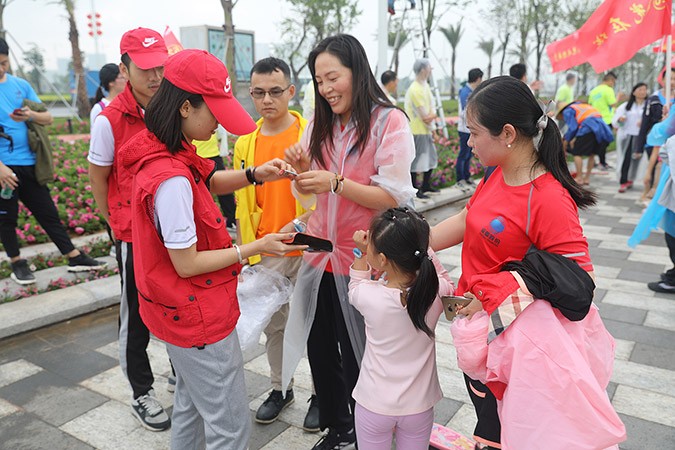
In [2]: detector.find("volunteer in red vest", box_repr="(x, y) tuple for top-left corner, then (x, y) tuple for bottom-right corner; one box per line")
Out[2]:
(558, 101), (614, 186)
(119, 49), (305, 449)
(88, 27), (171, 431)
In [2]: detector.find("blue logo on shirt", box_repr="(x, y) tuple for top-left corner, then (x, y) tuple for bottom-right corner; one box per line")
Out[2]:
(481, 216), (504, 246)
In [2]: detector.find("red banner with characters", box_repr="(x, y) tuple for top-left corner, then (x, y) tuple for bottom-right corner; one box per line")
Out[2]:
(588, 0), (671, 72)
(546, 31), (589, 73)
(547, 0), (671, 73)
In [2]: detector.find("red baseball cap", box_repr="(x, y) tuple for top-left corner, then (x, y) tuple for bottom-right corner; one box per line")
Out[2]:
(120, 28), (168, 70)
(163, 49), (256, 136)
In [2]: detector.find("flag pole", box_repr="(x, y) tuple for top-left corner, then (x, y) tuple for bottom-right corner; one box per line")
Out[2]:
(667, 34), (672, 107)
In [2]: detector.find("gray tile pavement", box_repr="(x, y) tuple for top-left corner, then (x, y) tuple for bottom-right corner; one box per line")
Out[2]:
(1, 159), (674, 448)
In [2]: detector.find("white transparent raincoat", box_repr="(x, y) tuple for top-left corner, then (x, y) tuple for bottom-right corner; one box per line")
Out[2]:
(282, 105), (417, 392)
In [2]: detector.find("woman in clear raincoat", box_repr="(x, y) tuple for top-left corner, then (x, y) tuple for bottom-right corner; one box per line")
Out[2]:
(283, 34), (416, 448)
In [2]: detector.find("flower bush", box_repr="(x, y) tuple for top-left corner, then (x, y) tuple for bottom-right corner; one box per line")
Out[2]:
(46, 118), (91, 136)
(2, 139), (107, 250)
(430, 127), (485, 189)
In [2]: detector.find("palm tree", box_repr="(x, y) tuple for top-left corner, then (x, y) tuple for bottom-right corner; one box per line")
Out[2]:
(477, 38), (494, 79)
(61, 0), (88, 118)
(220, 0), (238, 88)
(439, 19), (463, 100)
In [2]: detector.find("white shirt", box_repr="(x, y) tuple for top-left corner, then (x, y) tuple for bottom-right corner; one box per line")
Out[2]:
(88, 115), (115, 166)
(89, 98), (111, 124)
(154, 176), (197, 249)
(612, 101), (644, 137)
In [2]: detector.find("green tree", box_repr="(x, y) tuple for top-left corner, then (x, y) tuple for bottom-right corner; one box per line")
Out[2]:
(23, 43), (45, 94)
(532, 0), (561, 80)
(559, 0), (601, 95)
(439, 19), (463, 100)
(59, 0), (88, 118)
(477, 38), (494, 79)
(0, 0), (15, 42)
(274, 0), (361, 87)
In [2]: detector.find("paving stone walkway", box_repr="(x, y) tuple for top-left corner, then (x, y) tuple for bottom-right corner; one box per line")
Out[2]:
(0, 158), (674, 449)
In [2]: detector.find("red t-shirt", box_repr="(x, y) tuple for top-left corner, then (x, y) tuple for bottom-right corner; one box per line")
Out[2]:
(457, 168), (593, 311)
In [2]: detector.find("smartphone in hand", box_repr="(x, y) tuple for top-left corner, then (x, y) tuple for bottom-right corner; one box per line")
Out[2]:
(283, 233), (333, 252)
(441, 295), (473, 320)
(12, 108), (25, 116)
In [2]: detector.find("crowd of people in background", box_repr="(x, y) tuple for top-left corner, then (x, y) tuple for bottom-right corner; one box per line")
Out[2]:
(23, 19), (675, 449)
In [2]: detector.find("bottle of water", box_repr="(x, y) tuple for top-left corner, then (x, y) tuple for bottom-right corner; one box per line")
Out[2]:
(0, 186), (13, 200)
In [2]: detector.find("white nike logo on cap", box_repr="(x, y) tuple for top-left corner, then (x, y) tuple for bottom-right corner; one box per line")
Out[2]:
(224, 77), (232, 93)
(142, 37), (158, 48)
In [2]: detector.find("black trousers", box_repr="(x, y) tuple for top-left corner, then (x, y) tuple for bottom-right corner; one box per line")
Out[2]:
(209, 156), (236, 227)
(307, 272), (360, 433)
(116, 241), (154, 399)
(619, 135), (636, 184)
(0, 165), (75, 258)
(464, 374), (501, 448)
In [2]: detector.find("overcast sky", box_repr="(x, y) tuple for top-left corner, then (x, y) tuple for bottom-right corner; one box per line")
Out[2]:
(3, 0), (544, 83)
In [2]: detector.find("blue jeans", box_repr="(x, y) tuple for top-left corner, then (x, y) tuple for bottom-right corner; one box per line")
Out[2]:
(456, 132), (472, 182)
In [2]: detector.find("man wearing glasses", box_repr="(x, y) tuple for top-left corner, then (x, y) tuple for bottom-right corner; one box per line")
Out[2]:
(234, 57), (318, 430)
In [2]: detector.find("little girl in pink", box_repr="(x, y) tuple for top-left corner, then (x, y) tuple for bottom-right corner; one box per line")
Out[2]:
(349, 207), (454, 449)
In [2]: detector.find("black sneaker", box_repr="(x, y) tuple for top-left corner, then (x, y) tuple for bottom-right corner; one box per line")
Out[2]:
(131, 389), (171, 431)
(647, 281), (675, 294)
(67, 252), (107, 272)
(303, 395), (320, 432)
(423, 186), (441, 194)
(416, 190), (429, 199)
(255, 389), (294, 424)
(10, 259), (36, 285)
(311, 428), (356, 450)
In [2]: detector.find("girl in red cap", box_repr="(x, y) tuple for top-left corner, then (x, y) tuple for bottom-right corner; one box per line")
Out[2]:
(119, 49), (305, 450)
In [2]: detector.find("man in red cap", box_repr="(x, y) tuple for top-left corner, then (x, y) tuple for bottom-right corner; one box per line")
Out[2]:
(88, 27), (171, 432)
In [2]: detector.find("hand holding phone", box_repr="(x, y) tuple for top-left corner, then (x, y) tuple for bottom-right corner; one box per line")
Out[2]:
(12, 108), (25, 116)
(440, 295), (474, 320)
(283, 169), (298, 178)
(282, 232), (333, 252)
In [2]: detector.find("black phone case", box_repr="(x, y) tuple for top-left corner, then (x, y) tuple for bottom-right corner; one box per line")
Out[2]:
(291, 233), (333, 252)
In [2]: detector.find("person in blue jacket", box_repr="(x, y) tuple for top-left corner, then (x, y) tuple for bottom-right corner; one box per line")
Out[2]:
(558, 102), (614, 186)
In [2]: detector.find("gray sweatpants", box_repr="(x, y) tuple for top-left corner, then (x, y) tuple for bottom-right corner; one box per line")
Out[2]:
(165, 330), (251, 450)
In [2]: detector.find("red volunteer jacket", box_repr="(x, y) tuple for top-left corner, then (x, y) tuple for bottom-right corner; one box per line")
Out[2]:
(120, 129), (241, 348)
(99, 83), (146, 242)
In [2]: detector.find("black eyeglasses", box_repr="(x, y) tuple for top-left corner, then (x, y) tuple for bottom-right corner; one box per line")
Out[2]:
(250, 85), (292, 99)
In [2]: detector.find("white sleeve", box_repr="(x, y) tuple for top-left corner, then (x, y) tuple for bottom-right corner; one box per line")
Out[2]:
(88, 115), (115, 166)
(89, 103), (103, 125)
(154, 176), (198, 249)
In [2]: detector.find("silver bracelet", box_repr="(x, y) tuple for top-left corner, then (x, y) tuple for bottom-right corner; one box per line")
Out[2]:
(232, 244), (244, 264)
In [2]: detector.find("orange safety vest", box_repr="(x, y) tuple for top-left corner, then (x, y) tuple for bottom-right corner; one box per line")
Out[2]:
(569, 103), (602, 125)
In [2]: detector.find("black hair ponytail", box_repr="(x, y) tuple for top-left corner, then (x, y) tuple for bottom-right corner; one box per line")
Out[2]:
(369, 208), (439, 338)
(406, 251), (440, 338)
(469, 76), (596, 209)
(537, 119), (596, 209)
(93, 86), (105, 105)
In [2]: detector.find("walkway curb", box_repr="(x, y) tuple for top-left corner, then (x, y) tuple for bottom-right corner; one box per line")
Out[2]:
(0, 186), (472, 340)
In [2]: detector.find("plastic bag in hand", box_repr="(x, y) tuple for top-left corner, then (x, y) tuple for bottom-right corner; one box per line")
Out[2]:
(236, 264), (294, 352)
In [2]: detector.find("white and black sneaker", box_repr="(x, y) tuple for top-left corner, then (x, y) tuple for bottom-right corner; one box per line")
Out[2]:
(67, 252), (107, 272)
(311, 427), (356, 450)
(131, 389), (171, 431)
(10, 259), (36, 285)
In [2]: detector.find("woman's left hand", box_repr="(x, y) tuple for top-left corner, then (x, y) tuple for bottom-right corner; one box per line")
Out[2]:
(456, 292), (483, 319)
(294, 170), (338, 194)
(254, 158), (296, 183)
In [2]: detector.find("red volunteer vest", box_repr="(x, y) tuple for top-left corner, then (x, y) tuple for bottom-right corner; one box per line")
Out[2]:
(100, 84), (146, 242)
(124, 130), (242, 348)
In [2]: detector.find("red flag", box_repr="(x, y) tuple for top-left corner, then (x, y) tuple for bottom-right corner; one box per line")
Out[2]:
(546, 31), (590, 73)
(652, 22), (675, 52)
(164, 26), (184, 56)
(587, 0), (671, 72)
